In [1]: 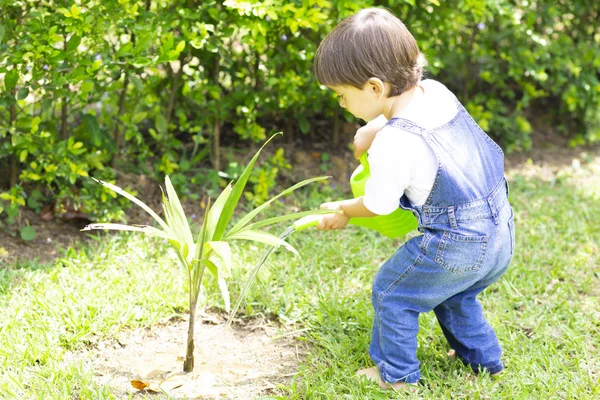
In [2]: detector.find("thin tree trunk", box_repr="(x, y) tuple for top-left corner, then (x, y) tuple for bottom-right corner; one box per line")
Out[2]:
(332, 107), (341, 146)
(8, 91), (17, 187)
(112, 70), (129, 168)
(61, 36), (69, 140)
(61, 84), (69, 140)
(167, 54), (185, 125)
(285, 118), (294, 144)
(211, 53), (221, 171)
(212, 119), (221, 171)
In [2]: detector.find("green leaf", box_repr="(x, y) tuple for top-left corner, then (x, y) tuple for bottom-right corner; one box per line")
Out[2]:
(117, 42), (133, 58)
(242, 209), (338, 232)
(299, 118), (310, 134)
(91, 178), (171, 234)
(17, 87), (29, 100)
(212, 133), (282, 241)
(19, 150), (28, 162)
(227, 176), (329, 236)
(205, 183), (232, 241)
(155, 114), (168, 134)
(0, 25), (5, 43)
(205, 241), (232, 271)
(5, 70), (18, 91)
(132, 112), (147, 124)
(70, 4), (81, 18)
(131, 57), (151, 68)
(175, 40), (185, 53)
(164, 176), (194, 246)
(66, 35), (81, 53)
(81, 223), (173, 240)
(193, 197), (211, 263)
(20, 226), (36, 241)
(81, 114), (102, 147)
(204, 258), (230, 312)
(227, 229), (298, 256)
(80, 80), (94, 93)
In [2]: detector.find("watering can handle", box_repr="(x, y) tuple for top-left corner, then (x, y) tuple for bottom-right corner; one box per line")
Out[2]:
(359, 152), (370, 173)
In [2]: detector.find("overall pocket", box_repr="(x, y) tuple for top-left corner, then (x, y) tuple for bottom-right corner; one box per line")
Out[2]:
(429, 231), (489, 274)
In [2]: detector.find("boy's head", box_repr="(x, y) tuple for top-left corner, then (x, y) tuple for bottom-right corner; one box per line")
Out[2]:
(314, 8), (426, 121)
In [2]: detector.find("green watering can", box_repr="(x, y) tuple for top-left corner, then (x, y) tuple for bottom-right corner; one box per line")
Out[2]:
(293, 153), (418, 238)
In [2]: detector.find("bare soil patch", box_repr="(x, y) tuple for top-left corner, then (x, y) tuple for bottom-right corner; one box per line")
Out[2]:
(67, 313), (307, 399)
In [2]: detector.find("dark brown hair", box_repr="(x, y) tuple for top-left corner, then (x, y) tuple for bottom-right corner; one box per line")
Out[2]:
(314, 8), (426, 96)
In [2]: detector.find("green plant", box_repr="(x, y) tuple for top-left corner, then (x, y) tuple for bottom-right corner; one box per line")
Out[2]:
(82, 134), (333, 372)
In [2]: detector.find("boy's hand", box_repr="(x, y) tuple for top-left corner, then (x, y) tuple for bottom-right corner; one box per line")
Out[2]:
(353, 114), (388, 158)
(318, 201), (350, 231)
(353, 125), (377, 159)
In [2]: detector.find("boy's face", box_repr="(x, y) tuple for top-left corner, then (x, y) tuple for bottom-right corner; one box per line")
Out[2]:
(329, 84), (383, 122)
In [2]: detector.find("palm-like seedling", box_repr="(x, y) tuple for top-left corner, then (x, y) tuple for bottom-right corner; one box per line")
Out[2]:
(82, 133), (332, 372)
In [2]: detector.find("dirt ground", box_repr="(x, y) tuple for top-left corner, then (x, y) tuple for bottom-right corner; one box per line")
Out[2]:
(63, 312), (306, 399)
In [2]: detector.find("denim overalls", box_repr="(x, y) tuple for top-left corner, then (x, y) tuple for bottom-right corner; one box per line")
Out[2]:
(369, 96), (515, 384)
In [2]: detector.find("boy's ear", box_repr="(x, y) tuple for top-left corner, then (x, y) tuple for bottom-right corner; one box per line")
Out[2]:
(366, 77), (386, 97)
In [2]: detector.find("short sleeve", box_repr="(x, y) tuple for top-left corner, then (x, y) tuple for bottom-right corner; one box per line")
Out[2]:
(362, 131), (414, 215)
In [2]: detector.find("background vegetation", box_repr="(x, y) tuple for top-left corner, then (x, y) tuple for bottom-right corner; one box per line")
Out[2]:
(1, 0), (599, 235)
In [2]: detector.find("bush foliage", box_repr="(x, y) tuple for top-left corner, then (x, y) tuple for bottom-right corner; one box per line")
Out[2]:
(1, 0), (599, 231)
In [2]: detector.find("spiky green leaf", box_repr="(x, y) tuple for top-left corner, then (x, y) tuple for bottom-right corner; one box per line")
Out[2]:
(81, 223), (172, 240)
(164, 176), (194, 246)
(212, 132), (281, 241)
(204, 258), (230, 312)
(227, 176), (329, 236)
(204, 183), (232, 242)
(205, 241), (232, 271)
(241, 209), (340, 232)
(227, 229), (298, 256)
(92, 178), (170, 234)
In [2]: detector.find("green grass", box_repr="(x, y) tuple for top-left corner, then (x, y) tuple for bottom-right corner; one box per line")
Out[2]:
(0, 156), (599, 399)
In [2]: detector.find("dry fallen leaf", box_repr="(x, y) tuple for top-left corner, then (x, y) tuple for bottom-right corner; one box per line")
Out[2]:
(130, 379), (161, 393)
(160, 373), (188, 391)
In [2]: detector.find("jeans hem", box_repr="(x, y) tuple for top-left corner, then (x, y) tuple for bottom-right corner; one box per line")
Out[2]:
(461, 357), (503, 375)
(380, 362), (420, 384)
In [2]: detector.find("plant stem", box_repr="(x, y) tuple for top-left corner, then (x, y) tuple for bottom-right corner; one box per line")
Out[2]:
(183, 264), (205, 373)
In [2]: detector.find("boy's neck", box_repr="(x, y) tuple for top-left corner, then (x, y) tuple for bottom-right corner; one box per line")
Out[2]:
(382, 83), (424, 120)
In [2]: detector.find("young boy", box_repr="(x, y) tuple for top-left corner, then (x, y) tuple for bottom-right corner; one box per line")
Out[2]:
(313, 8), (515, 389)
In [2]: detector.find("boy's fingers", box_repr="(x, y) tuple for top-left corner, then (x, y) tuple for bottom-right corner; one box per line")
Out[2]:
(317, 217), (327, 230)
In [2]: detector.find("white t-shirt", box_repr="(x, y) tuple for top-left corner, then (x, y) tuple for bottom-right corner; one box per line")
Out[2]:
(363, 79), (458, 215)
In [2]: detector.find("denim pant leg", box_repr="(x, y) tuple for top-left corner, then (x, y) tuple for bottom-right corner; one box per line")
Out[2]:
(369, 240), (423, 384)
(433, 286), (504, 375)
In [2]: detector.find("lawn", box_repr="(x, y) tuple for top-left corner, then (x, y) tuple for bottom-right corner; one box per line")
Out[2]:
(0, 153), (598, 399)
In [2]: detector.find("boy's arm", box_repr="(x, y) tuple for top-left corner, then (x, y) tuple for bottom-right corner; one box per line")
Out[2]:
(353, 114), (388, 158)
(317, 197), (376, 231)
(321, 197), (377, 218)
